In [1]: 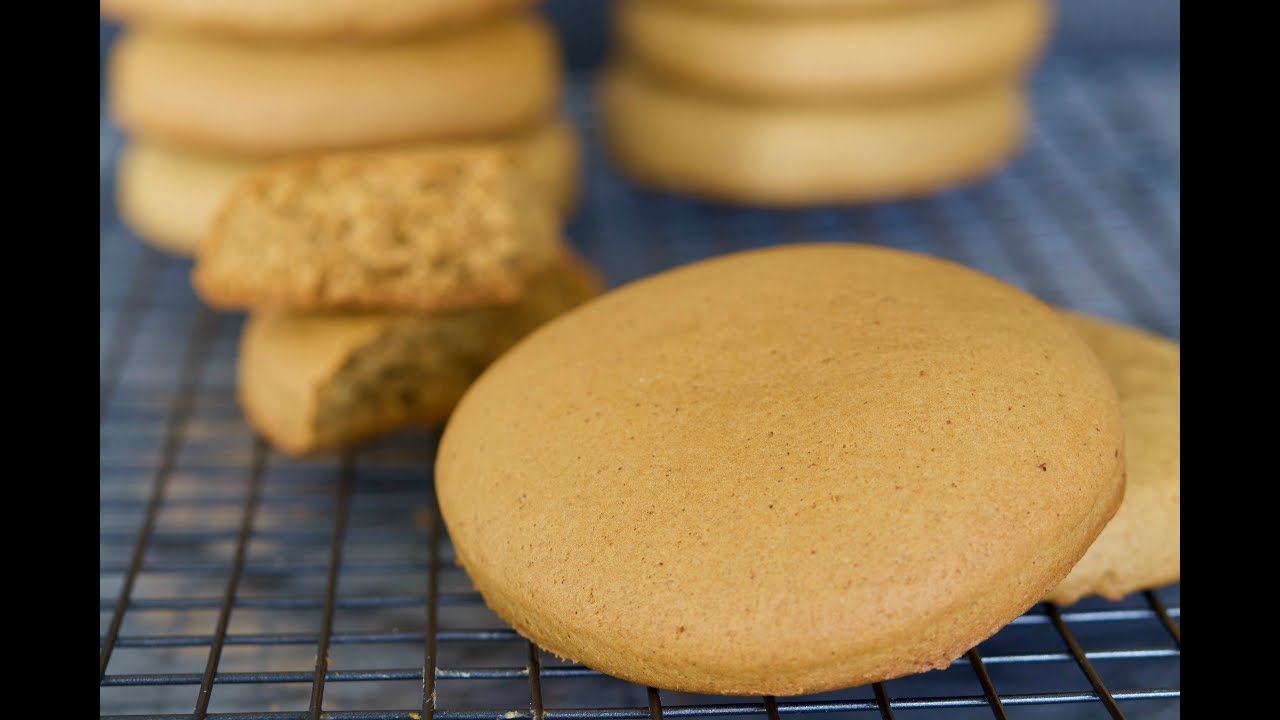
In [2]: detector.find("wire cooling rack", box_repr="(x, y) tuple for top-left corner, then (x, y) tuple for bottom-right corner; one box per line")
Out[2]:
(101, 55), (1181, 719)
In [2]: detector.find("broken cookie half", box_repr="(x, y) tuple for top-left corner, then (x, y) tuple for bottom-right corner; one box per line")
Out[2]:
(192, 147), (566, 313)
(238, 253), (600, 455)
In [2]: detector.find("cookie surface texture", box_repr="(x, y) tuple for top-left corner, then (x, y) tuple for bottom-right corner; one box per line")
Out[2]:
(193, 148), (565, 313)
(239, 254), (601, 456)
(1046, 312), (1180, 605)
(115, 119), (580, 256)
(100, 0), (537, 42)
(600, 64), (1025, 205)
(108, 16), (559, 156)
(616, 0), (1050, 101)
(437, 243), (1125, 695)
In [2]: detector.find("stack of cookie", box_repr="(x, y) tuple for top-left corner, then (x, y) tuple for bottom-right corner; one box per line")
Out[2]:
(190, 149), (601, 455)
(103, 0), (578, 255)
(601, 0), (1051, 205)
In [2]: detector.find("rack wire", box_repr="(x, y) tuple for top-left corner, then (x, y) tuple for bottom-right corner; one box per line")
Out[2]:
(101, 54), (1180, 720)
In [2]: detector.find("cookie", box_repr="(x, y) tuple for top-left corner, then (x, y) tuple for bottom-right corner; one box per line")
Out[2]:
(437, 243), (1125, 695)
(600, 63), (1025, 206)
(1046, 312), (1180, 605)
(100, 0), (537, 42)
(108, 16), (559, 157)
(649, 0), (968, 14)
(616, 0), (1050, 101)
(116, 118), (581, 256)
(193, 148), (565, 313)
(239, 254), (601, 456)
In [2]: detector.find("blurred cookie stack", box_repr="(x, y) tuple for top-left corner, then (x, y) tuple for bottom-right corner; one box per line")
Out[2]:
(601, 0), (1051, 205)
(102, 0), (579, 255)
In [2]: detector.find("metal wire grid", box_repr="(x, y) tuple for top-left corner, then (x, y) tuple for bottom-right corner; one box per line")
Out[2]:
(101, 55), (1180, 719)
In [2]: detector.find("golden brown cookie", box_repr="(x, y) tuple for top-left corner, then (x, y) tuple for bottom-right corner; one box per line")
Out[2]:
(600, 63), (1025, 206)
(616, 0), (1050, 101)
(653, 0), (969, 14)
(193, 148), (565, 313)
(1046, 312), (1180, 605)
(116, 118), (581, 256)
(100, 0), (538, 42)
(239, 254), (601, 456)
(437, 243), (1125, 695)
(108, 16), (560, 157)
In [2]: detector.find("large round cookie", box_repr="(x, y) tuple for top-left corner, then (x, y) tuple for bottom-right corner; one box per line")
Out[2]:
(437, 244), (1125, 695)
(101, 0), (537, 42)
(1047, 312), (1180, 605)
(617, 0), (1050, 101)
(600, 63), (1025, 206)
(116, 118), (581, 256)
(108, 16), (559, 157)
